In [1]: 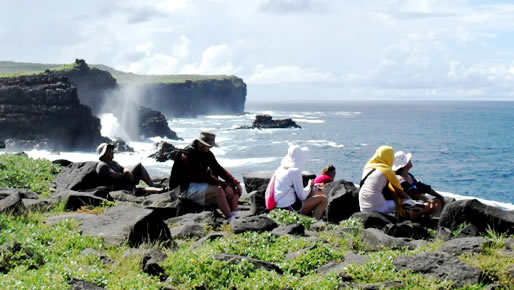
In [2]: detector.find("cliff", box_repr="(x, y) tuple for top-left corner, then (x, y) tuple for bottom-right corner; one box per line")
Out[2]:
(0, 74), (107, 150)
(1, 61), (247, 117)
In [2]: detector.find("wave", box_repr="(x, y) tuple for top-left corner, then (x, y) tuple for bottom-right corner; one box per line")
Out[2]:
(294, 118), (325, 124)
(439, 191), (514, 211)
(306, 140), (344, 148)
(334, 111), (362, 118)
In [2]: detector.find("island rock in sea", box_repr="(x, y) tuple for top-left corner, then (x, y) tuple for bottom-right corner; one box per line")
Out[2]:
(0, 74), (108, 151)
(238, 114), (301, 129)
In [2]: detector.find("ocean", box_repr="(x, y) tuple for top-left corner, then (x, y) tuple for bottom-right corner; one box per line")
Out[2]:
(22, 100), (514, 209)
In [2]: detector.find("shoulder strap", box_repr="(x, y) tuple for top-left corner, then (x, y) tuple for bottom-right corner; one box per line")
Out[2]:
(359, 168), (376, 187)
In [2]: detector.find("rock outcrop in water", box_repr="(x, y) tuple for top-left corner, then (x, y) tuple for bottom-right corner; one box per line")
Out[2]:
(0, 74), (108, 151)
(238, 114), (301, 129)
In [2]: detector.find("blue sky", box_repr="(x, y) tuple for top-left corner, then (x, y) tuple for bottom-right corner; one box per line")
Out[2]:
(2, 0), (514, 100)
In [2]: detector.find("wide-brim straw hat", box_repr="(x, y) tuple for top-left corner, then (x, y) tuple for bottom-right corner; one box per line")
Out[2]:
(96, 143), (114, 159)
(196, 131), (217, 147)
(392, 151), (412, 171)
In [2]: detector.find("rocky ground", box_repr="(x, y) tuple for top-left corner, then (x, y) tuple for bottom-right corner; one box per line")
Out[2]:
(0, 153), (513, 289)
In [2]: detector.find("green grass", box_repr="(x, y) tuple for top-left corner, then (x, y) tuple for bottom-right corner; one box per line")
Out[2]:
(0, 61), (245, 86)
(0, 153), (61, 197)
(0, 156), (512, 289)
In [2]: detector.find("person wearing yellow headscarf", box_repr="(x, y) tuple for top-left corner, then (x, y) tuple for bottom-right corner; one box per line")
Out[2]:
(359, 145), (409, 215)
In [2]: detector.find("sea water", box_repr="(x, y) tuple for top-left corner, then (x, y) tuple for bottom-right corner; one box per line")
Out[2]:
(21, 101), (514, 209)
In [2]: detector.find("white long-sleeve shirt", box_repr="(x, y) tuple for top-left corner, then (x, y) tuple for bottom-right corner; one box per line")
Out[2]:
(273, 167), (311, 208)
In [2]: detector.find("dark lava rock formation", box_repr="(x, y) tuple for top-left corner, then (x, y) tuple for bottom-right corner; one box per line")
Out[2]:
(0, 74), (107, 151)
(238, 114), (301, 129)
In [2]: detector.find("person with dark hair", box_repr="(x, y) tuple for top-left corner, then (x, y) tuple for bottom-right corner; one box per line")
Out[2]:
(95, 143), (162, 192)
(168, 132), (241, 221)
(393, 151), (444, 214)
(314, 164), (336, 185)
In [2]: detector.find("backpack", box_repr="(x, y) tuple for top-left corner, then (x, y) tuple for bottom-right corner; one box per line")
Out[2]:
(265, 175), (277, 210)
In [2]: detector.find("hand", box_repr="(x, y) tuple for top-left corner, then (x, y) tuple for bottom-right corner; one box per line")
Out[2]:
(234, 183), (242, 196)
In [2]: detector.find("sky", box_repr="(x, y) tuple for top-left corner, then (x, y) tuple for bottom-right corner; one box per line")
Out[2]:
(2, 0), (514, 100)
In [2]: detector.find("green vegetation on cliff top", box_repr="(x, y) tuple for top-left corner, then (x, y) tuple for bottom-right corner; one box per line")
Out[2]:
(0, 61), (244, 86)
(0, 154), (513, 289)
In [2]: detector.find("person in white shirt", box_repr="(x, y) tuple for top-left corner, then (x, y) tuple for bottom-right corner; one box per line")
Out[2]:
(273, 145), (327, 219)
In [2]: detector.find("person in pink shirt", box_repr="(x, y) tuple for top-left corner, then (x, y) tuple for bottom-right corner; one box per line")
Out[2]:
(314, 165), (336, 185)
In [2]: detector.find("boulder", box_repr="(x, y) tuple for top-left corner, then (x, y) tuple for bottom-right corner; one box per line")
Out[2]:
(456, 224), (480, 238)
(393, 251), (485, 286)
(0, 188), (39, 200)
(22, 198), (53, 211)
(0, 191), (25, 215)
(63, 191), (108, 211)
(166, 211), (219, 228)
(169, 222), (205, 239)
(141, 191), (177, 208)
(213, 254), (283, 274)
(437, 227), (452, 241)
(68, 279), (104, 290)
(0, 140), (5, 149)
(324, 180), (360, 223)
(109, 190), (144, 203)
(52, 159), (73, 167)
(438, 237), (489, 256)
(285, 245), (317, 260)
(232, 214), (278, 234)
(351, 211), (397, 230)
(45, 205), (171, 246)
(54, 161), (101, 191)
(135, 105), (179, 140)
(112, 138), (134, 152)
(238, 114), (301, 129)
(191, 232), (225, 249)
(317, 253), (369, 274)
(438, 199), (514, 235)
(361, 228), (411, 250)
(81, 248), (113, 264)
(385, 221), (432, 240)
(271, 224), (305, 237)
(149, 141), (178, 162)
(141, 249), (168, 280)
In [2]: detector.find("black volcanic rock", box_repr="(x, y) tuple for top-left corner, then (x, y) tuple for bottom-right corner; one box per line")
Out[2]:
(136, 105), (179, 140)
(0, 74), (108, 151)
(149, 141), (179, 162)
(54, 59), (117, 114)
(238, 114), (301, 129)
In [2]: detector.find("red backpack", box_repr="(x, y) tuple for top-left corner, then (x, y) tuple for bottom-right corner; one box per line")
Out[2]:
(265, 175), (277, 210)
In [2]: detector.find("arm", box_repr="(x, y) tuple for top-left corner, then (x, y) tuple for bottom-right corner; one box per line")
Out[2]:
(207, 152), (239, 186)
(292, 169), (311, 200)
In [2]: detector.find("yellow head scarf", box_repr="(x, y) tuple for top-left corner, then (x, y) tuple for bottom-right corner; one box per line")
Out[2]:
(364, 145), (403, 192)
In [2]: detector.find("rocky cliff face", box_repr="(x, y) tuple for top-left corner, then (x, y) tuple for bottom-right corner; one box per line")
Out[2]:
(135, 78), (246, 117)
(54, 59), (117, 114)
(0, 74), (107, 150)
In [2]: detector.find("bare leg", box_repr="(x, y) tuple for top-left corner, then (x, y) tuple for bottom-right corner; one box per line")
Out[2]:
(300, 193), (328, 220)
(204, 185), (232, 218)
(224, 185), (239, 212)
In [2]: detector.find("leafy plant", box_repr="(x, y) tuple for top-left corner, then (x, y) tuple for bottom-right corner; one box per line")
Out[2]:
(268, 209), (316, 230)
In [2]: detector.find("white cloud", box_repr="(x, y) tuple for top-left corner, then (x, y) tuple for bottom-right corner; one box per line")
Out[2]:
(181, 44), (239, 74)
(247, 64), (336, 84)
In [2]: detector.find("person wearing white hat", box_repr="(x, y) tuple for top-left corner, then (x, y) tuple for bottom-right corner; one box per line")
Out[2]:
(96, 143), (162, 192)
(394, 151), (445, 213)
(272, 145), (327, 219)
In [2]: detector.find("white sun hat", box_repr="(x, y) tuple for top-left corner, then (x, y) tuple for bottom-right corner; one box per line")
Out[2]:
(281, 145), (310, 169)
(392, 151), (412, 171)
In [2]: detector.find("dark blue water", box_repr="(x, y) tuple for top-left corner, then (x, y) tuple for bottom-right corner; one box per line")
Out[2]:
(168, 101), (513, 205)
(247, 101), (514, 204)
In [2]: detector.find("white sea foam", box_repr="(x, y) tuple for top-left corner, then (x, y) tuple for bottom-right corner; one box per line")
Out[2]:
(217, 157), (279, 168)
(294, 118), (325, 124)
(205, 115), (239, 119)
(439, 191), (514, 211)
(306, 140), (345, 148)
(334, 111), (362, 117)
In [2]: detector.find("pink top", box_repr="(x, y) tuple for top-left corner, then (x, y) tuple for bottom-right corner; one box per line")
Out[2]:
(314, 174), (333, 184)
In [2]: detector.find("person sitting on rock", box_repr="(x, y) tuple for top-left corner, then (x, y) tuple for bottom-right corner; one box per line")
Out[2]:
(314, 164), (336, 186)
(393, 151), (444, 215)
(359, 145), (435, 220)
(96, 143), (162, 193)
(273, 145), (327, 219)
(168, 132), (242, 222)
